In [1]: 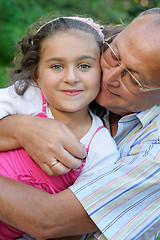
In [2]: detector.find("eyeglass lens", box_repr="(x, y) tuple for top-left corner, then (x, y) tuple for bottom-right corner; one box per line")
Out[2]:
(103, 42), (141, 94)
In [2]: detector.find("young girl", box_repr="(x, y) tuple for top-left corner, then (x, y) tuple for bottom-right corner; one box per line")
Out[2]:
(0, 16), (119, 239)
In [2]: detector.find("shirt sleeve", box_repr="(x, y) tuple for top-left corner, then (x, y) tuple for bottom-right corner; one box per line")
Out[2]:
(0, 85), (42, 119)
(0, 86), (18, 118)
(70, 136), (160, 240)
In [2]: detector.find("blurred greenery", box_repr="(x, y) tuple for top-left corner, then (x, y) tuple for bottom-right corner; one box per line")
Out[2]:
(0, 0), (160, 88)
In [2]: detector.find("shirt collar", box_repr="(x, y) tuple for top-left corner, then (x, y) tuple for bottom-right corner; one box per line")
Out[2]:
(134, 105), (160, 127)
(104, 105), (160, 129)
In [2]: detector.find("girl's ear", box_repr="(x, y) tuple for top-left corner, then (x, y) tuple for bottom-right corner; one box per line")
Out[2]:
(32, 71), (40, 86)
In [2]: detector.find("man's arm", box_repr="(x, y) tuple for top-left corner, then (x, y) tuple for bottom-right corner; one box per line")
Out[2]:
(0, 175), (98, 239)
(0, 115), (86, 175)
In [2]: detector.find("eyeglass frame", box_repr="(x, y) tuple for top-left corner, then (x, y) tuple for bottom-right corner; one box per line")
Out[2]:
(102, 34), (160, 94)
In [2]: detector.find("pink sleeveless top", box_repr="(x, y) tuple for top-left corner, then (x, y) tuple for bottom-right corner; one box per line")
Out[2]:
(0, 92), (104, 239)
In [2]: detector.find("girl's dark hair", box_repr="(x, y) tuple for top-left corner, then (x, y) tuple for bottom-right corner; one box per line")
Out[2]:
(9, 16), (104, 95)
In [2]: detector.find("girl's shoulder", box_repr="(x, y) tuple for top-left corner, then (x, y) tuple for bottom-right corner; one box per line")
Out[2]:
(0, 83), (42, 118)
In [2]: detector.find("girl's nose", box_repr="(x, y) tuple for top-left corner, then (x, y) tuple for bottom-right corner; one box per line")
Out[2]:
(63, 68), (79, 84)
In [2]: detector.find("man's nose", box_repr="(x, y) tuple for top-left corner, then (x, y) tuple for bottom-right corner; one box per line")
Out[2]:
(102, 66), (122, 87)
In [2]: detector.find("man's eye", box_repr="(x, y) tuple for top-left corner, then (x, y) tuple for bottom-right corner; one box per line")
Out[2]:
(79, 64), (90, 69)
(52, 65), (63, 70)
(130, 75), (140, 86)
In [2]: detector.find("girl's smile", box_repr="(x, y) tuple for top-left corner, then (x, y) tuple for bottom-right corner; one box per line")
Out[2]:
(35, 30), (101, 116)
(60, 89), (84, 96)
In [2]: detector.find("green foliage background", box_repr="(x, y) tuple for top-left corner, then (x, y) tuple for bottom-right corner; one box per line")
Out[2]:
(0, 0), (160, 88)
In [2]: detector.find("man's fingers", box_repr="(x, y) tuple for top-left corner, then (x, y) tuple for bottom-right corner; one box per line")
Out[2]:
(39, 162), (71, 176)
(38, 163), (55, 176)
(64, 141), (87, 160)
(56, 123), (87, 160)
(54, 147), (85, 170)
(50, 161), (71, 176)
(17, 117), (87, 175)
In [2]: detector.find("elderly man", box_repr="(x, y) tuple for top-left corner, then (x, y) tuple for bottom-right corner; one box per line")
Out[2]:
(0, 8), (160, 240)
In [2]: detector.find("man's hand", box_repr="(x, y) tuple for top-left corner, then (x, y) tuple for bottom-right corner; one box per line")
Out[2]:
(0, 115), (87, 175)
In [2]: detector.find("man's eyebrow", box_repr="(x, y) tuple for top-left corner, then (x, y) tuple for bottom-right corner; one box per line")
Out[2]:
(112, 41), (119, 57)
(114, 43), (140, 75)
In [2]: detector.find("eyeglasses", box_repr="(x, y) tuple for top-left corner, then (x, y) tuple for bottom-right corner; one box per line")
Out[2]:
(102, 34), (160, 94)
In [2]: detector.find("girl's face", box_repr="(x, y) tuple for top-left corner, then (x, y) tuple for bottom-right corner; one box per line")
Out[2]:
(34, 30), (101, 115)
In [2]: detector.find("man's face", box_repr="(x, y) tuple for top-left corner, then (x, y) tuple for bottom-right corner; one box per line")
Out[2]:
(96, 14), (160, 116)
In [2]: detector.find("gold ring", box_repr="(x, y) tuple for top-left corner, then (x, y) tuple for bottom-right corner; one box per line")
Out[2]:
(51, 160), (59, 168)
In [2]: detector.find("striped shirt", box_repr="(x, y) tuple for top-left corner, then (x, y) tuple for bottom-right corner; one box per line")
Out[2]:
(70, 105), (160, 240)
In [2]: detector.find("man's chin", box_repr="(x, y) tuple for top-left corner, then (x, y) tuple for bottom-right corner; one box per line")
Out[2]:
(95, 92), (109, 108)
(96, 87), (115, 107)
